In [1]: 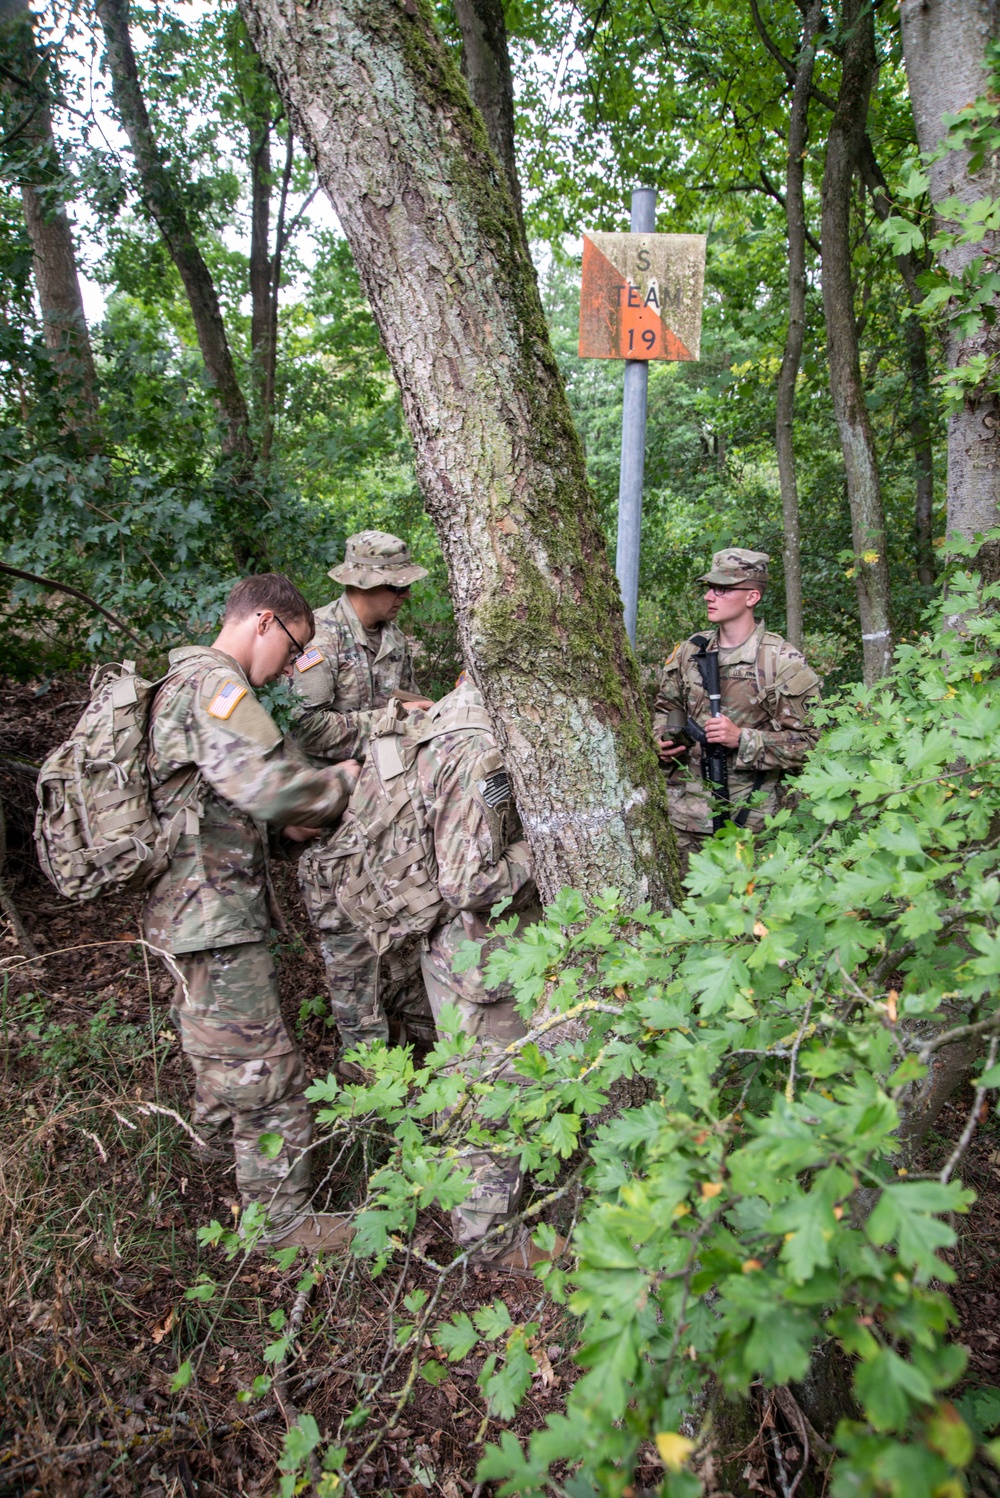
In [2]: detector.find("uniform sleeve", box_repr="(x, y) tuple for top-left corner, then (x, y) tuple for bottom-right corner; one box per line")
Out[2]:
(288, 633), (374, 762)
(735, 651), (822, 772)
(652, 645), (686, 742)
(428, 741), (533, 912)
(190, 670), (355, 825)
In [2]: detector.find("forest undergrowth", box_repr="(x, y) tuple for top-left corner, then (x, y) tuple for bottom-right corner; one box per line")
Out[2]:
(9, 562), (1000, 1497)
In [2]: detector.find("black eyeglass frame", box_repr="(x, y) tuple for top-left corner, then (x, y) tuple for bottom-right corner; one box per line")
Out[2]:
(383, 583), (412, 597)
(257, 611), (307, 658)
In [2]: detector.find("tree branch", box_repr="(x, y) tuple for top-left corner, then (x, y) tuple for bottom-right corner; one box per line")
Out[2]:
(0, 560), (145, 646)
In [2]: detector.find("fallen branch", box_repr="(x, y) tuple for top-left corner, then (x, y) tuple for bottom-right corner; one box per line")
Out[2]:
(0, 560), (145, 648)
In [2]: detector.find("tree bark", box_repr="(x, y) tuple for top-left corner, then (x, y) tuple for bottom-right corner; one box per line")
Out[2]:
(249, 116), (273, 434)
(774, 0), (822, 651)
(900, 0), (1000, 570)
(453, 0), (527, 250)
(239, 0), (676, 909)
(821, 0), (893, 682)
(95, 0), (254, 471)
(859, 139), (936, 587)
(1, 0), (97, 434)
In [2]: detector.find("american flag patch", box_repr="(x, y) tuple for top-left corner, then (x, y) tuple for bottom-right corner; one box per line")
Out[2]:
(295, 647), (324, 672)
(206, 680), (248, 719)
(479, 769), (511, 808)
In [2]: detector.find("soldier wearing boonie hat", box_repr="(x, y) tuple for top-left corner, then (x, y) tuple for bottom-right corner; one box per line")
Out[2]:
(652, 547), (822, 872)
(288, 530), (435, 1078)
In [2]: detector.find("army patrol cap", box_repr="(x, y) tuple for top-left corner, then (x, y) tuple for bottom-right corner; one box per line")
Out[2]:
(698, 547), (769, 589)
(329, 530), (429, 589)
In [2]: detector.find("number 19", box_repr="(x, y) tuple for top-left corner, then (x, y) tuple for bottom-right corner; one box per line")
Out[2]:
(627, 329), (656, 352)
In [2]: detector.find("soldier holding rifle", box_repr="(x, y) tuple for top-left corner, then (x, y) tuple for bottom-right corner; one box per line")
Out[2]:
(652, 548), (822, 870)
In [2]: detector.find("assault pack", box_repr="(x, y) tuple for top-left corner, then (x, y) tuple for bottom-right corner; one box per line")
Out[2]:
(300, 694), (496, 954)
(34, 660), (197, 901)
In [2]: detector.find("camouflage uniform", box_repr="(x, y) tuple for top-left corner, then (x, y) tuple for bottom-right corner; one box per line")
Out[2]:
(146, 645), (355, 1231)
(290, 532), (430, 1053)
(652, 549), (822, 866)
(315, 680), (539, 1256)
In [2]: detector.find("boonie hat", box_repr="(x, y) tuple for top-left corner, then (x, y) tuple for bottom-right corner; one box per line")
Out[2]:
(698, 547), (769, 589)
(329, 530), (429, 589)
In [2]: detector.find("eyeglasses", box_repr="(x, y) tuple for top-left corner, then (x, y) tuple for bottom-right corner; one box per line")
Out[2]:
(258, 611), (307, 659)
(705, 584), (754, 597)
(384, 584), (411, 597)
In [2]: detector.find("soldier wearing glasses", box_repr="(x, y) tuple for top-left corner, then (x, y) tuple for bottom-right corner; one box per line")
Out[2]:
(288, 531), (436, 1075)
(652, 548), (822, 869)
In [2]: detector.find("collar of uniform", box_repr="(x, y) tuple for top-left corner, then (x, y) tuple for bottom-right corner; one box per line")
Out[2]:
(333, 591), (402, 665)
(716, 619), (765, 664)
(168, 645), (248, 678)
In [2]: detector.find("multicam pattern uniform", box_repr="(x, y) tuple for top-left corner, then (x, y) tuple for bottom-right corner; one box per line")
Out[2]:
(652, 621), (822, 859)
(316, 681), (538, 1254)
(290, 592), (425, 1050)
(146, 646), (355, 1230)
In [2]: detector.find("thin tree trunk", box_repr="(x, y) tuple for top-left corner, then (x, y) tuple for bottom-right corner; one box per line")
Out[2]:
(263, 126), (294, 463)
(1, 0), (97, 434)
(821, 0), (893, 682)
(859, 139), (936, 587)
(249, 116), (273, 448)
(239, 0), (676, 909)
(453, 0), (527, 250)
(774, 0), (822, 650)
(95, 0), (254, 471)
(900, 0), (1000, 575)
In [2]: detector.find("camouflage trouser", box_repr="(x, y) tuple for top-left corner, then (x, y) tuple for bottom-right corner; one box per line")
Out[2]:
(170, 942), (312, 1231)
(420, 938), (527, 1258)
(319, 929), (434, 1052)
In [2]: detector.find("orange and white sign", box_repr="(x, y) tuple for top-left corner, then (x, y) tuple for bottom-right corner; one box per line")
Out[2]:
(578, 232), (706, 360)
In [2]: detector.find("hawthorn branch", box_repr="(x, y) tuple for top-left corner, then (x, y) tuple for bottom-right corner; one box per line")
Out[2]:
(940, 1032), (999, 1183)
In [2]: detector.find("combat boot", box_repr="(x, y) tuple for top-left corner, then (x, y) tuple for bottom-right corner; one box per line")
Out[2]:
(474, 1230), (569, 1274)
(263, 1213), (356, 1253)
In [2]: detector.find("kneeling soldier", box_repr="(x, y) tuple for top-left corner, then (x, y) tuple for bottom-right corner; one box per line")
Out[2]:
(145, 574), (360, 1250)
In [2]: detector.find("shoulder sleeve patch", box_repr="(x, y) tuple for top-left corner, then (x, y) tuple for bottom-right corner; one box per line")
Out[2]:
(206, 681), (248, 719)
(295, 647), (325, 672)
(663, 643), (681, 668)
(478, 767), (512, 808)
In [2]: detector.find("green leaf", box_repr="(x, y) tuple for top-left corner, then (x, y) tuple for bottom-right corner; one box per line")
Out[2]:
(170, 1359), (193, 1392)
(279, 1413), (322, 1474)
(866, 1182), (971, 1282)
(420, 1358), (448, 1386)
(474, 1298), (514, 1340)
(258, 1130), (284, 1160)
(434, 1311), (479, 1362)
(855, 1348), (935, 1431)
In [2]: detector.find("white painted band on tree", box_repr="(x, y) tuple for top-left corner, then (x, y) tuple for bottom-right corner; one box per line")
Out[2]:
(861, 630), (890, 640)
(522, 788), (646, 837)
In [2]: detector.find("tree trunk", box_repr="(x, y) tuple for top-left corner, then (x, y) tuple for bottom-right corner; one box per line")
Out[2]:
(1, 0), (97, 435)
(239, 0), (676, 909)
(775, 0), (822, 651)
(900, 0), (1000, 571)
(95, 0), (254, 471)
(453, 0), (527, 250)
(859, 139), (936, 587)
(249, 117), (272, 435)
(821, 0), (893, 683)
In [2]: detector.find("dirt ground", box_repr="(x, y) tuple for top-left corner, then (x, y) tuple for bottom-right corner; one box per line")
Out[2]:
(2, 675), (999, 1498)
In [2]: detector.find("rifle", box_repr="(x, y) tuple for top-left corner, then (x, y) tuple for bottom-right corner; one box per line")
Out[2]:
(686, 635), (730, 832)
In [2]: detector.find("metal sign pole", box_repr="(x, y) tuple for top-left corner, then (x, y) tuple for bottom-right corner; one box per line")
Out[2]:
(615, 186), (657, 646)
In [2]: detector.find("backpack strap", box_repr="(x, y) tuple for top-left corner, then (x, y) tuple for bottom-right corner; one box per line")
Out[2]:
(753, 632), (785, 731)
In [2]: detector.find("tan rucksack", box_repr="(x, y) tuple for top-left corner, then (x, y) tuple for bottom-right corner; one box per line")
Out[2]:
(300, 697), (493, 954)
(34, 660), (198, 901)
